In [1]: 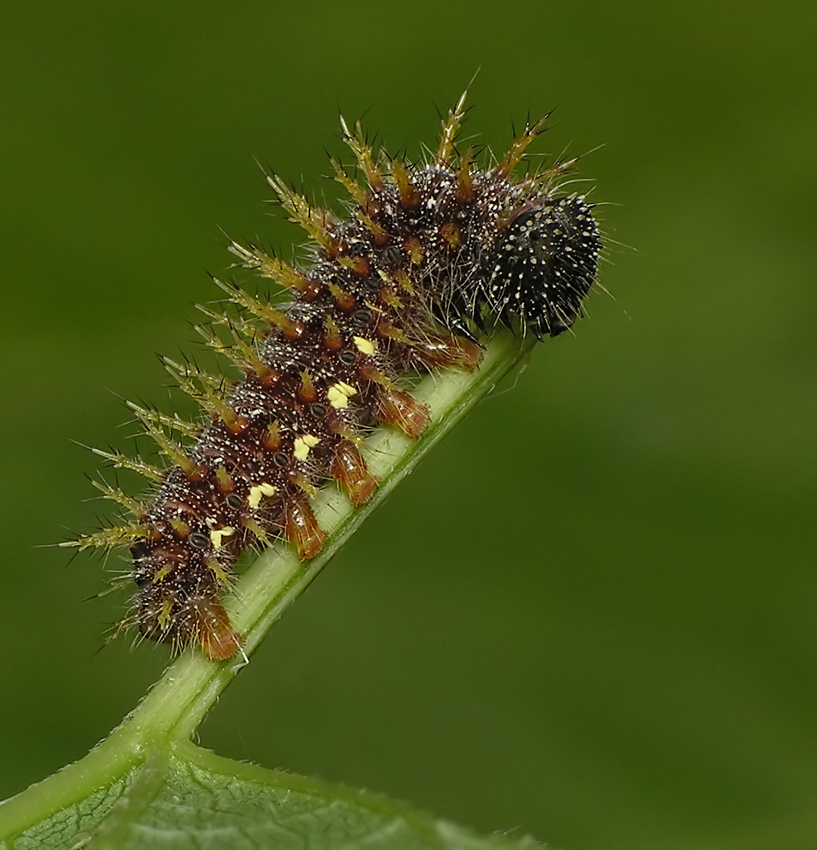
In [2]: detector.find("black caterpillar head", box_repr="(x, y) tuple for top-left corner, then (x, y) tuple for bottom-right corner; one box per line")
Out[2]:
(483, 195), (600, 338)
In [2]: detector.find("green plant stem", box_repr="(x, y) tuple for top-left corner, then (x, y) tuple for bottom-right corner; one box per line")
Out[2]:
(0, 329), (534, 838)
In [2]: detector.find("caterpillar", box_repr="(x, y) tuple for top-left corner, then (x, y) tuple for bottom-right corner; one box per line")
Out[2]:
(67, 93), (601, 661)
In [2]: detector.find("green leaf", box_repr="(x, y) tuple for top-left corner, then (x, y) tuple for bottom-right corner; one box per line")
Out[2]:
(2, 742), (542, 850)
(0, 331), (540, 849)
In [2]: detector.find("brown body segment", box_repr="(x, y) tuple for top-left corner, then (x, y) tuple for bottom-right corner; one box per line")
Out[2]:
(331, 441), (378, 507)
(283, 495), (327, 562)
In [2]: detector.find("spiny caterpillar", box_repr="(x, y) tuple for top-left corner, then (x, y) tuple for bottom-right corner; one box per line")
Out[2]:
(68, 94), (601, 661)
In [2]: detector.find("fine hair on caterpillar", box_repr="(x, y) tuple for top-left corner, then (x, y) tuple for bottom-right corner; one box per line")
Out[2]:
(66, 92), (601, 660)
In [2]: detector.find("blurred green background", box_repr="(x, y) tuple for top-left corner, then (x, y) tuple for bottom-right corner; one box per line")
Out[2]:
(2, 2), (815, 848)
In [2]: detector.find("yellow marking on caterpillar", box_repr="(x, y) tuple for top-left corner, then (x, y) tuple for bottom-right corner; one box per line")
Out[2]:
(353, 336), (376, 355)
(293, 434), (321, 461)
(209, 526), (236, 549)
(327, 381), (358, 410)
(248, 482), (278, 509)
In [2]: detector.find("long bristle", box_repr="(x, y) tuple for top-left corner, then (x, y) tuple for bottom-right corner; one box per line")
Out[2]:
(436, 88), (469, 167)
(339, 115), (384, 191)
(265, 173), (338, 251)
